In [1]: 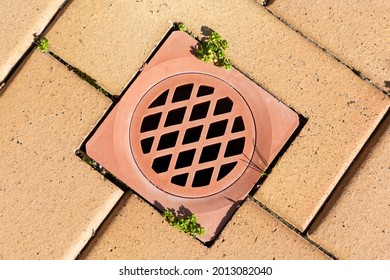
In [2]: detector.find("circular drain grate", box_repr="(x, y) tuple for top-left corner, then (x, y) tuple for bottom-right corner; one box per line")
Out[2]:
(130, 73), (256, 198)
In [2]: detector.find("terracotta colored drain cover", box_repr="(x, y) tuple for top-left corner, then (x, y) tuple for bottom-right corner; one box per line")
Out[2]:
(86, 31), (299, 242)
(131, 73), (255, 198)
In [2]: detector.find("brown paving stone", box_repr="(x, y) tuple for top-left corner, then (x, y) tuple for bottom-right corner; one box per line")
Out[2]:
(46, 0), (389, 233)
(308, 113), (390, 259)
(0, 0), (66, 83)
(265, 0), (390, 92)
(81, 194), (328, 259)
(0, 51), (123, 259)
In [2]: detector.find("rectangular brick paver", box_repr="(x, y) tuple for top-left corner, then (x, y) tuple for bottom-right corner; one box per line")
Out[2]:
(80, 193), (209, 260)
(45, 0), (389, 234)
(80, 194), (329, 259)
(308, 113), (389, 259)
(265, 0), (390, 92)
(207, 199), (330, 260)
(0, 0), (66, 84)
(0, 51), (123, 259)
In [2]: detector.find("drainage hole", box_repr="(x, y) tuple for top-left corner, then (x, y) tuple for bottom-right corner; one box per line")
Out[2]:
(141, 137), (154, 154)
(206, 119), (228, 139)
(157, 131), (179, 150)
(192, 167), (214, 187)
(197, 85), (214, 97)
(152, 154), (172, 173)
(175, 149), (196, 169)
(165, 107), (186, 127)
(214, 97), (233, 116)
(231, 116), (245, 133)
(171, 173), (189, 186)
(182, 125), (203, 144)
(217, 162), (238, 180)
(172, 84), (193, 103)
(224, 137), (245, 157)
(199, 143), (221, 163)
(149, 90), (169, 108)
(141, 112), (162, 132)
(189, 101), (210, 121)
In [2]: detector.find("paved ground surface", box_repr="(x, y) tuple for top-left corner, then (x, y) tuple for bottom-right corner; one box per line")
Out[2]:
(0, 0), (389, 260)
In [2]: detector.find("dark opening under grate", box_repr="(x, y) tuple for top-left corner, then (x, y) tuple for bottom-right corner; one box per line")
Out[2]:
(130, 73), (256, 198)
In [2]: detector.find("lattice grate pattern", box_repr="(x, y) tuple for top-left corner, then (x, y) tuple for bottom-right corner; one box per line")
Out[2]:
(130, 74), (255, 198)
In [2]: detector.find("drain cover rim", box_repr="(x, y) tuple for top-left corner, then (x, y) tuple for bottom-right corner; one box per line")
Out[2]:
(129, 72), (256, 198)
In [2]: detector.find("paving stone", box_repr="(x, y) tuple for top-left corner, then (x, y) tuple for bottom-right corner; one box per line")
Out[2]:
(46, 0), (389, 233)
(308, 113), (390, 259)
(46, 0), (175, 95)
(0, 0), (66, 83)
(80, 193), (209, 260)
(81, 195), (328, 259)
(265, 0), (390, 92)
(207, 200), (329, 259)
(0, 51), (123, 259)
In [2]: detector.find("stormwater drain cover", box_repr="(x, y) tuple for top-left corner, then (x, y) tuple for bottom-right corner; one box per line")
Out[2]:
(85, 30), (299, 242)
(131, 73), (255, 198)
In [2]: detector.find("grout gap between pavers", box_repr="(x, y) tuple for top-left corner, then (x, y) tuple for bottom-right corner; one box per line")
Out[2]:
(253, 1), (389, 96)
(75, 149), (129, 193)
(47, 50), (115, 100)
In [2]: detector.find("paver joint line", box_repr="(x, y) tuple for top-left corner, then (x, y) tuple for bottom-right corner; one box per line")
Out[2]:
(46, 50), (114, 100)
(262, 4), (389, 96)
(75, 149), (129, 193)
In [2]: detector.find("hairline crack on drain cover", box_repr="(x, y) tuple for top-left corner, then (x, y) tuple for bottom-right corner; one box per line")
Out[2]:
(85, 30), (299, 242)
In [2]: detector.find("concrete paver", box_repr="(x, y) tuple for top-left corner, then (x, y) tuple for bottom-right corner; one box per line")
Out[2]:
(46, 0), (389, 233)
(0, 51), (123, 259)
(0, 0), (66, 84)
(265, 0), (390, 92)
(46, 0), (175, 95)
(206, 199), (329, 259)
(80, 193), (209, 260)
(308, 113), (389, 259)
(81, 194), (329, 259)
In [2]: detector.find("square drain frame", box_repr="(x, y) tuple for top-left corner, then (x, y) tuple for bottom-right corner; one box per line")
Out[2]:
(84, 28), (300, 243)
